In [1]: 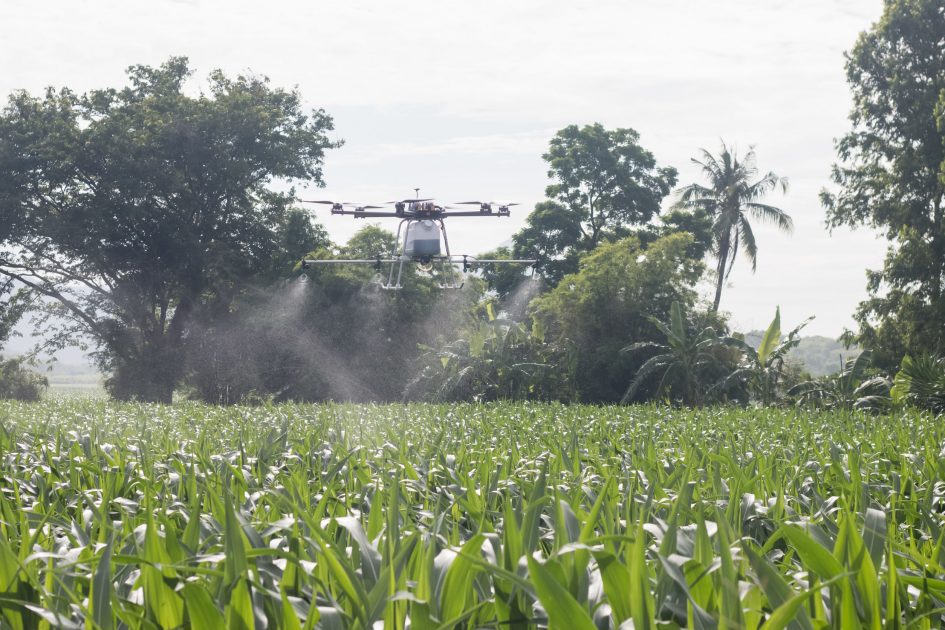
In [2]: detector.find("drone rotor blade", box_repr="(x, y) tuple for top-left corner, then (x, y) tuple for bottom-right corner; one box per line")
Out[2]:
(385, 198), (434, 204)
(454, 201), (486, 205)
(298, 199), (342, 205)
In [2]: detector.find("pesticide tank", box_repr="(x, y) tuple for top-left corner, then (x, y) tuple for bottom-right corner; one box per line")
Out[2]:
(404, 220), (441, 258)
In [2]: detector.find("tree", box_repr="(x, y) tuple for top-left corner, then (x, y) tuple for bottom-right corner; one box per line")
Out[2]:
(621, 301), (724, 406)
(822, 0), (945, 371)
(0, 57), (339, 402)
(531, 232), (706, 403)
(676, 144), (791, 312)
(514, 124), (678, 284)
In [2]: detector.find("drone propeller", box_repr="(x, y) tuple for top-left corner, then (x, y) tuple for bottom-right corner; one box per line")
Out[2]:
(385, 198), (434, 204)
(455, 201), (520, 207)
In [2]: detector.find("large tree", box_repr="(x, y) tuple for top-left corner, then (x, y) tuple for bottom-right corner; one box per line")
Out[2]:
(676, 144), (791, 312)
(822, 0), (945, 371)
(513, 124), (678, 284)
(0, 57), (339, 402)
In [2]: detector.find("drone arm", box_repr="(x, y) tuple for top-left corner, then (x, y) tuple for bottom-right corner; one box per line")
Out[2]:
(465, 259), (539, 264)
(438, 211), (509, 217)
(302, 258), (399, 266)
(323, 210), (405, 218)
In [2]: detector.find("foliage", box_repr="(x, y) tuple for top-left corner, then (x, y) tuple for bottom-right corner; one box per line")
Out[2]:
(0, 57), (339, 402)
(532, 232), (706, 403)
(622, 301), (725, 406)
(185, 225), (474, 404)
(514, 124), (678, 284)
(676, 143), (791, 311)
(0, 356), (47, 401)
(405, 304), (573, 402)
(724, 307), (812, 405)
(822, 0), (945, 371)
(0, 278), (29, 351)
(891, 353), (945, 412)
(0, 399), (943, 627)
(790, 350), (891, 412)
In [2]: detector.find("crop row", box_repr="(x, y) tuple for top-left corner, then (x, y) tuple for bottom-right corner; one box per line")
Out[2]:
(0, 400), (943, 628)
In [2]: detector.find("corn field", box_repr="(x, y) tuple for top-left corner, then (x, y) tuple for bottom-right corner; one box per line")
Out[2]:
(0, 400), (943, 629)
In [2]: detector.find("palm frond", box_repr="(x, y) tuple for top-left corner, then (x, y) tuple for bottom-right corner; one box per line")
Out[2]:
(738, 215), (758, 272)
(743, 202), (793, 232)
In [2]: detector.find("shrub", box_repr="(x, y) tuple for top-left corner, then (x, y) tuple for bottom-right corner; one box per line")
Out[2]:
(0, 356), (47, 401)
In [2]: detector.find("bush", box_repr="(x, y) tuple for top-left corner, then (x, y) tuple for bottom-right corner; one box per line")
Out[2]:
(0, 357), (48, 401)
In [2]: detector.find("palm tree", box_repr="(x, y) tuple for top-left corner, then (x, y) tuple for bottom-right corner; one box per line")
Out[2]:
(676, 143), (791, 312)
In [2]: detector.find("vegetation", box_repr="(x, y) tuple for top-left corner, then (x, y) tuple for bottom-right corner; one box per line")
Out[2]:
(822, 0), (945, 371)
(0, 356), (47, 401)
(724, 307), (810, 407)
(621, 301), (726, 406)
(675, 144), (791, 312)
(790, 351), (891, 412)
(513, 124), (678, 284)
(0, 399), (941, 628)
(531, 233), (706, 403)
(891, 353), (945, 413)
(0, 57), (338, 402)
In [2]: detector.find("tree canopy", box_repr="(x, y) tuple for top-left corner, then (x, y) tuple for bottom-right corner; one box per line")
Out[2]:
(0, 57), (339, 401)
(822, 0), (945, 370)
(513, 124), (678, 284)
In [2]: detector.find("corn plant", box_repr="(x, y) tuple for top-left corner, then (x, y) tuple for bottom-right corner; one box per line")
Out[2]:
(0, 399), (942, 628)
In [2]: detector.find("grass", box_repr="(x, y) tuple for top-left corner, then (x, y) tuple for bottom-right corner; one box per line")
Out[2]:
(0, 399), (942, 628)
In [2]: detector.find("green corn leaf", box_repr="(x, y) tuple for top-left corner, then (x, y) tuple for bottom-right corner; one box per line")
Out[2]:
(526, 555), (597, 630)
(182, 583), (225, 630)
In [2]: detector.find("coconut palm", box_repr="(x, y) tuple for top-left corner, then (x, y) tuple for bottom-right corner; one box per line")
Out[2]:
(676, 144), (791, 311)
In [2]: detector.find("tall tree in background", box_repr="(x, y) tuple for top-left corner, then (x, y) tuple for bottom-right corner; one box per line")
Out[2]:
(676, 144), (791, 312)
(822, 0), (945, 371)
(513, 124), (677, 284)
(0, 57), (339, 402)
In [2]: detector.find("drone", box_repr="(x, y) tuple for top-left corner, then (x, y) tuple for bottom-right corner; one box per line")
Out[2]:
(299, 191), (537, 289)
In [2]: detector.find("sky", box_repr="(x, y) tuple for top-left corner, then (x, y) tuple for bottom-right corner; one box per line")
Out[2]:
(1, 0), (888, 346)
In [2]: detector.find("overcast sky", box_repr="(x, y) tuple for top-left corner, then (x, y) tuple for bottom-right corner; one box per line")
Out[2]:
(2, 0), (887, 341)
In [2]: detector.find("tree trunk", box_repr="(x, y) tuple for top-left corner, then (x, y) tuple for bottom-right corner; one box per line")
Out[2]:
(712, 243), (729, 312)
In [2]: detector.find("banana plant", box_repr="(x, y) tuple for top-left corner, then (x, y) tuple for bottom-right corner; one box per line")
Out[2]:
(405, 303), (561, 402)
(789, 350), (891, 411)
(622, 301), (723, 406)
(722, 306), (812, 406)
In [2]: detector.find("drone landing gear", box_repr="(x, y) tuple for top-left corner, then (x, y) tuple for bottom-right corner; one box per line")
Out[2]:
(376, 256), (463, 290)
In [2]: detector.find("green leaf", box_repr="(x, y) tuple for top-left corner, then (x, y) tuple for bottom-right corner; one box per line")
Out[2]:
(439, 534), (486, 624)
(757, 306), (781, 367)
(225, 575), (255, 630)
(741, 542), (812, 630)
(779, 524), (844, 581)
(526, 555), (597, 630)
(91, 539), (113, 630)
(182, 583), (225, 630)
